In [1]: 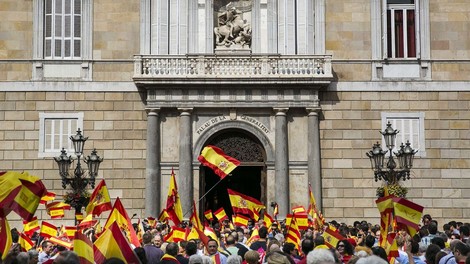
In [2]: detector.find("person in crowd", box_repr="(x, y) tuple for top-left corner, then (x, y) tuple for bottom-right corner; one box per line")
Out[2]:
(16, 252), (30, 264)
(38, 240), (55, 264)
(250, 227), (268, 252)
(298, 238), (314, 264)
(424, 244), (441, 264)
(134, 247), (149, 264)
(227, 255), (242, 264)
(453, 242), (469, 264)
(336, 239), (354, 264)
(355, 235), (375, 255)
(282, 242), (299, 263)
(142, 232), (164, 264)
(436, 251), (448, 264)
(27, 250), (39, 264)
(459, 225), (470, 243)
(224, 235), (239, 256)
(161, 242), (181, 264)
(185, 241), (198, 258)
(244, 250), (260, 264)
(439, 238), (462, 264)
(313, 236), (328, 249)
(176, 241), (189, 264)
(422, 215), (432, 227)
(409, 240), (426, 264)
(371, 247), (388, 262)
(52, 251), (80, 264)
(356, 255), (388, 264)
(103, 258), (126, 264)
(306, 248), (335, 264)
(189, 255), (203, 264)
(207, 239), (228, 264)
(422, 222), (439, 246)
(154, 233), (163, 248)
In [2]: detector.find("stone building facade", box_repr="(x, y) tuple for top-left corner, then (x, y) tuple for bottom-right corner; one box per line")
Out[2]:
(1, 0), (470, 228)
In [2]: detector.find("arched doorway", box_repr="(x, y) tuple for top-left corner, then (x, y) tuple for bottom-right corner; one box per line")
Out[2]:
(199, 129), (266, 220)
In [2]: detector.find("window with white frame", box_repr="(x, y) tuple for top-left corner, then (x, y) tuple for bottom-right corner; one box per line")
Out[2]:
(45, 0), (82, 59)
(39, 113), (84, 157)
(381, 112), (425, 157)
(385, 0), (416, 59)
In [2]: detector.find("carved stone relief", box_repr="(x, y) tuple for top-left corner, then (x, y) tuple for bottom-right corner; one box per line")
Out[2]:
(213, 0), (252, 51)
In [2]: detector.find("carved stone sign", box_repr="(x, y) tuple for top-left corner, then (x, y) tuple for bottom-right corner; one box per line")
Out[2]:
(196, 115), (269, 135)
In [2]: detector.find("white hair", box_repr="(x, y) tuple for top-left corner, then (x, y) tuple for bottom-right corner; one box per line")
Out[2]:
(306, 248), (335, 264)
(356, 255), (388, 264)
(227, 255), (242, 264)
(274, 233), (285, 242)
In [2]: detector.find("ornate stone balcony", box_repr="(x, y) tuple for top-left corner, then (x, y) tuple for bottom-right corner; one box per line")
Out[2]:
(133, 54), (333, 87)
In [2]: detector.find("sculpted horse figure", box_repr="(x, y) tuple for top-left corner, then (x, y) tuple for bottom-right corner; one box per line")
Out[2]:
(214, 9), (249, 47)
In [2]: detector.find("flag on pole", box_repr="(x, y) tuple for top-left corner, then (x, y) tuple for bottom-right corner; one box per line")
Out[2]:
(46, 201), (71, 219)
(166, 169), (183, 226)
(0, 217), (12, 260)
(198, 145), (241, 179)
(246, 226), (259, 246)
(273, 203), (279, 218)
(308, 183), (325, 230)
(104, 197), (141, 248)
(18, 232), (34, 252)
(164, 227), (186, 242)
(49, 236), (73, 249)
(214, 207), (228, 222)
(158, 209), (170, 222)
(40, 221), (57, 238)
(204, 210), (214, 221)
(40, 191), (56, 204)
(94, 222), (141, 264)
(78, 214), (97, 230)
(204, 226), (218, 241)
(23, 216), (40, 236)
(263, 212), (274, 228)
(285, 218), (301, 251)
(74, 231), (94, 264)
(227, 189), (265, 218)
(60, 226), (77, 240)
(190, 200), (203, 231)
(85, 179), (112, 217)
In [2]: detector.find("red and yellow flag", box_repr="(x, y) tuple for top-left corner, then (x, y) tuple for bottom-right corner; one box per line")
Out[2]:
(204, 209), (214, 221)
(214, 207), (228, 222)
(40, 221), (57, 238)
(60, 225), (77, 239)
(19, 232), (34, 252)
(308, 184), (325, 230)
(104, 197), (141, 248)
(23, 216), (40, 236)
(158, 209), (170, 222)
(234, 214), (250, 227)
(46, 201), (71, 219)
(78, 214), (97, 230)
(227, 189), (265, 218)
(49, 236), (73, 249)
(190, 200), (203, 231)
(246, 226), (259, 246)
(147, 217), (156, 228)
(285, 218), (301, 251)
(40, 191), (56, 204)
(204, 226), (217, 241)
(94, 222), (141, 264)
(322, 224), (346, 249)
(263, 212), (274, 228)
(273, 203), (279, 218)
(166, 169), (183, 226)
(164, 227), (186, 242)
(198, 145), (241, 179)
(86, 179), (112, 217)
(74, 231), (94, 264)
(392, 197), (423, 237)
(0, 217), (12, 260)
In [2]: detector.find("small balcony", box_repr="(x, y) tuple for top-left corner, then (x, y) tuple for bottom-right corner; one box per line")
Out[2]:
(133, 54), (333, 87)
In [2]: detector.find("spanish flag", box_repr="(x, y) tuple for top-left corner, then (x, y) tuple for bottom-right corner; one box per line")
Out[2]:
(246, 226), (259, 246)
(158, 209), (170, 222)
(78, 213), (97, 230)
(46, 201), (71, 219)
(60, 225), (77, 239)
(94, 222), (141, 264)
(204, 226), (217, 241)
(190, 200), (203, 231)
(322, 224), (346, 249)
(40, 191), (56, 204)
(19, 232), (34, 252)
(0, 217), (12, 260)
(164, 227), (186, 242)
(263, 212), (274, 228)
(49, 236), (73, 249)
(74, 232), (94, 264)
(214, 207), (228, 222)
(227, 189), (265, 219)
(23, 216), (40, 236)
(40, 221), (57, 238)
(273, 203), (279, 218)
(166, 169), (183, 226)
(198, 145), (241, 179)
(234, 214), (250, 227)
(392, 197), (423, 237)
(86, 179), (112, 217)
(104, 197), (141, 248)
(308, 183), (325, 230)
(204, 209), (214, 221)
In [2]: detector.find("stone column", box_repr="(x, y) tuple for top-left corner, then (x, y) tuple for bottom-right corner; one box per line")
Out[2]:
(274, 108), (289, 218)
(145, 109), (161, 217)
(178, 108), (193, 218)
(307, 108), (322, 211)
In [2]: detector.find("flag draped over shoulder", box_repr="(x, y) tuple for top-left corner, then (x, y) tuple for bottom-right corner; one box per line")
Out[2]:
(74, 232), (94, 264)
(198, 145), (241, 179)
(0, 217), (12, 261)
(86, 180), (112, 217)
(227, 189), (265, 218)
(104, 197), (141, 248)
(94, 222), (141, 264)
(166, 169), (183, 226)
(0, 171), (48, 221)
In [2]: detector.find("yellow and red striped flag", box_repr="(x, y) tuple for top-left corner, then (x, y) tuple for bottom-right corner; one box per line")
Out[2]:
(158, 209), (170, 222)
(214, 207), (228, 222)
(19, 232), (34, 252)
(204, 209), (213, 221)
(322, 224), (346, 249)
(227, 189), (265, 219)
(285, 218), (301, 251)
(46, 201), (71, 219)
(164, 227), (186, 242)
(198, 145), (241, 179)
(308, 183), (325, 230)
(185, 226), (200, 241)
(104, 197), (141, 248)
(166, 169), (183, 226)
(40, 191), (56, 204)
(40, 221), (57, 238)
(147, 217), (156, 228)
(204, 226), (217, 241)
(246, 226), (259, 246)
(190, 200), (203, 231)
(234, 214), (250, 227)
(85, 179), (112, 217)
(0, 217), (12, 260)
(23, 216), (40, 236)
(74, 231), (94, 264)
(75, 213), (84, 223)
(60, 225), (77, 239)
(392, 197), (423, 237)
(273, 203), (279, 218)
(263, 212), (274, 228)
(94, 222), (141, 264)
(78, 213), (97, 230)
(49, 236), (73, 249)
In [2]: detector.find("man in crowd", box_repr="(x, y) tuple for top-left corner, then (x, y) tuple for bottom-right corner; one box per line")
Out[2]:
(207, 239), (227, 264)
(142, 232), (164, 264)
(38, 240), (54, 264)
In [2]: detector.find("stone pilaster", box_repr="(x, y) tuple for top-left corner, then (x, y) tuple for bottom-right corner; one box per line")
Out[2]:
(178, 108), (193, 217)
(307, 108), (322, 211)
(274, 107), (289, 218)
(145, 108), (161, 217)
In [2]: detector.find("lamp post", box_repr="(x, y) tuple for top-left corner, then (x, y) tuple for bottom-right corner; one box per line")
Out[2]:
(54, 129), (103, 216)
(366, 123), (418, 197)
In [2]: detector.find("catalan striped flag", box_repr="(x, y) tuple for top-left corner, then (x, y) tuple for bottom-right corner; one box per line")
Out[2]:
(198, 145), (241, 179)
(285, 218), (301, 251)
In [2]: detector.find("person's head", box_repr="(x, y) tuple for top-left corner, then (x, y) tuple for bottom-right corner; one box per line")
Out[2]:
(314, 235), (325, 247)
(207, 239), (219, 255)
(371, 247), (387, 262)
(16, 252), (30, 264)
(142, 232), (153, 245)
(41, 241), (54, 254)
(189, 255), (204, 264)
(226, 235), (236, 246)
(102, 258), (126, 264)
(282, 242), (296, 256)
(227, 255), (242, 264)
(244, 250), (260, 264)
(186, 241), (198, 256)
(460, 225), (470, 237)
(428, 222), (438, 235)
(431, 236), (445, 249)
(336, 239), (354, 256)
(134, 247), (148, 264)
(243, 228), (251, 239)
(454, 241), (470, 262)
(422, 214), (432, 226)
(274, 233), (285, 244)
(435, 251), (448, 264)
(259, 226), (268, 239)
(166, 242), (179, 257)
(179, 241), (188, 254)
(355, 255), (388, 264)
(410, 241), (420, 254)
(301, 238), (314, 255)
(27, 250), (39, 264)
(364, 235), (375, 249)
(53, 251), (80, 264)
(154, 234), (163, 247)
(424, 244), (441, 264)
(306, 248), (335, 264)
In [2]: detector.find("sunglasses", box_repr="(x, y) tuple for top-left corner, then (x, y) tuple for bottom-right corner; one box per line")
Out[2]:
(338, 244), (345, 247)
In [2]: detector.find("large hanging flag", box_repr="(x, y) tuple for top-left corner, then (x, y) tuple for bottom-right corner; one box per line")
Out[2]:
(0, 171), (48, 221)
(104, 197), (141, 248)
(198, 145), (241, 179)
(18, 232), (34, 252)
(23, 216), (40, 236)
(0, 217), (12, 261)
(322, 224), (346, 249)
(227, 189), (266, 218)
(285, 218), (301, 251)
(85, 179), (112, 217)
(94, 222), (141, 264)
(164, 227), (186, 242)
(166, 169), (183, 226)
(308, 184), (325, 230)
(74, 232), (94, 264)
(40, 221), (57, 238)
(46, 201), (71, 219)
(214, 207), (228, 222)
(392, 197), (423, 237)
(189, 200), (203, 231)
(204, 209), (214, 221)
(40, 191), (56, 204)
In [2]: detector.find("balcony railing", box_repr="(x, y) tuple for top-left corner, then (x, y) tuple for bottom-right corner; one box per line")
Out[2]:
(133, 54), (333, 84)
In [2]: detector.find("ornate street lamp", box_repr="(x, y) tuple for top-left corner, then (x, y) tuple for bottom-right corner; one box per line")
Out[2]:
(366, 123), (418, 197)
(54, 129), (103, 214)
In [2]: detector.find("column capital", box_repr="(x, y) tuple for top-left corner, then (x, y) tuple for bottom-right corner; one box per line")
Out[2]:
(178, 108), (193, 115)
(273, 107), (289, 115)
(146, 108), (160, 115)
(306, 107), (321, 116)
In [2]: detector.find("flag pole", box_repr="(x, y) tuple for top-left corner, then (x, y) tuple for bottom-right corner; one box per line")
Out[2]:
(182, 175), (228, 217)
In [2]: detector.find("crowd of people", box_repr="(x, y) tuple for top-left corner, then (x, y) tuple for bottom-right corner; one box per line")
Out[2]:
(2, 214), (470, 264)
